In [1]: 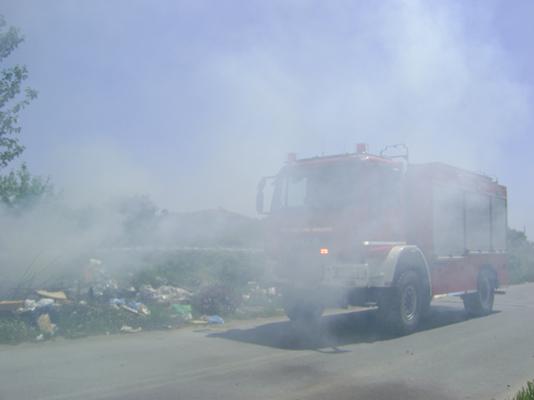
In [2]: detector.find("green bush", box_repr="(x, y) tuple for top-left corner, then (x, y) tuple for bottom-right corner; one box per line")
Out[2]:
(191, 284), (241, 316)
(508, 229), (534, 284)
(512, 381), (534, 400)
(0, 316), (36, 344)
(56, 303), (182, 338)
(130, 250), (265, 291)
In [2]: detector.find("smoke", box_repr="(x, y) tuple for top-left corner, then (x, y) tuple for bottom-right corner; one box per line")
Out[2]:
(0, 0), (532, 290)
(0, 199), (123, 289)
(46, 139), (161, 208)
(161, 0), (530, 217)
(3, 1), (530, 216)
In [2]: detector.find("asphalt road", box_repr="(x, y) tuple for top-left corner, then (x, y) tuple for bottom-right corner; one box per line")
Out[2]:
(1, 283), (534, 400)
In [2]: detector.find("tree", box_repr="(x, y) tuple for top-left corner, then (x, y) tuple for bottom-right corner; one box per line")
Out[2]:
(0, 16), (37, 168)
(507, 228), (534, 283)
(0, 15), (50, 208)
(0, 163), (52, 209)
(118, 195), (160, 245)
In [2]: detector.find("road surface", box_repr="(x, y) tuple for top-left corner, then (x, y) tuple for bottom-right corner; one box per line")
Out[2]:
(1, 283), (534, 400)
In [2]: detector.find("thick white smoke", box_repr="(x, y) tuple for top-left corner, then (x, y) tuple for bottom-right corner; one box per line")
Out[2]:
(0, 0), (532, 290)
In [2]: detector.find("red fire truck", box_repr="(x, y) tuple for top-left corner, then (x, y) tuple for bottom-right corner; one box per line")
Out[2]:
(257, 144), (507, 334)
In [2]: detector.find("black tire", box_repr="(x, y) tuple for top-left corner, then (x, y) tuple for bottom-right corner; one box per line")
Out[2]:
(463, 270), (495, 317)
(378, 270), (423, 335)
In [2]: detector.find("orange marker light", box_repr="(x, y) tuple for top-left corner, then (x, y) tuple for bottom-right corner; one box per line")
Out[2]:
(320, 248), (329, 255)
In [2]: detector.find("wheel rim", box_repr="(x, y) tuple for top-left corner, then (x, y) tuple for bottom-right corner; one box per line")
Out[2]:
(401, 285), (418, 322)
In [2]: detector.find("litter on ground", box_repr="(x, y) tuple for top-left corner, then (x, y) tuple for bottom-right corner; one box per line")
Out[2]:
(36, 290), (68, 301)
(120, 325), (142, 334)
(37, 314), (56, 335)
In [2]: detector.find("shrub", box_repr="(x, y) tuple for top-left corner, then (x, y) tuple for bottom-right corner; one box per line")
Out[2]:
(130, 250), (265, 291)
(513, 381), (534, 400)
(191, 284), (242, 316)
(0, 317), (35, 344)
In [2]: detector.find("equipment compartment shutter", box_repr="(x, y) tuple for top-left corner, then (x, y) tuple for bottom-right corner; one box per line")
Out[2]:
(433, 183), (464, 256)
(491, 197), (506, 251)
(465, 192), (491, 252)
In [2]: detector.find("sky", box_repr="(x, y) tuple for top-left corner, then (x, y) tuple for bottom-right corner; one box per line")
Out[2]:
(1, 0), (534, 231)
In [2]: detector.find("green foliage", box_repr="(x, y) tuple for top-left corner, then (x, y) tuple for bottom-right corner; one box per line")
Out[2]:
(0, 15), (50, 209)
(0, 163), (52, 209)
(118, 195), (160, 245)
(0, 315), (37, 344)
(168, 209), (264, 248)
(130, 250), (266, 316)
(57, 303), (182, 339)
(507, 228), (534, 284)
(191, 284), (241, 316)
(0, 16), (37, 170)
(0, 303), (197, 343)
(130, 250), (265, 291)
(512, 381), (534, 400)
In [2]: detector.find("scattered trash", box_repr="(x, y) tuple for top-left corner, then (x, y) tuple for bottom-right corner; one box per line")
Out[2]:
(120, 325), (142, 334)
(16, 300), (36, 313)
(16, 298), (56, 313)
(138, 304), (151, 316)
(120, 301), (150, 316)
(0, 258), (280, 344)
(109, 298), (126, 307)
(0, 300), (25, 312)
(83, 258), (120, 299)
(37, 314), (56, 335)
(171, 304), (192, 321)
(207, 315), (224, 325)
(193, 284), (240, 315)
(36, 290), (68, 301)
(109, 299), (150, 316)
(140, 285), (192, 304)
(121, 305), (139, 315)
(36, 299), (55, 308)
(241, 283), (280, 309)
(91, 279), (120, 299)
(190, 320), (208, 325)
(120, 301), (151, 316)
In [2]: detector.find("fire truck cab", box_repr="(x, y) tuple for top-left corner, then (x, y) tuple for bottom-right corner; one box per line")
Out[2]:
(257, 145), (507, 334)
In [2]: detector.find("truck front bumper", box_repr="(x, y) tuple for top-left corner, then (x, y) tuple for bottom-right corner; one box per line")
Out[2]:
(273, 263), (386, 290)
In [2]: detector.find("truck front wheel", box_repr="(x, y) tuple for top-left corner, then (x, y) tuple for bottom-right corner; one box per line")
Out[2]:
(378, 270), (422, 335)
(463, 270), (495, 317)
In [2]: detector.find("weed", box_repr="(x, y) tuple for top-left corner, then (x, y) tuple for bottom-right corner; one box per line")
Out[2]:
(512, 381), (534, 400)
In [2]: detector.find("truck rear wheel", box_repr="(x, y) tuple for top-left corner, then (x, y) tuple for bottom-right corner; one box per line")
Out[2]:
(463, 270), (495, 317)
(378, 270), (422, 335)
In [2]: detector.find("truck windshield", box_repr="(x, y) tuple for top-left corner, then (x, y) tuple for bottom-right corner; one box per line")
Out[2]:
(271, 162), (401, 211)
